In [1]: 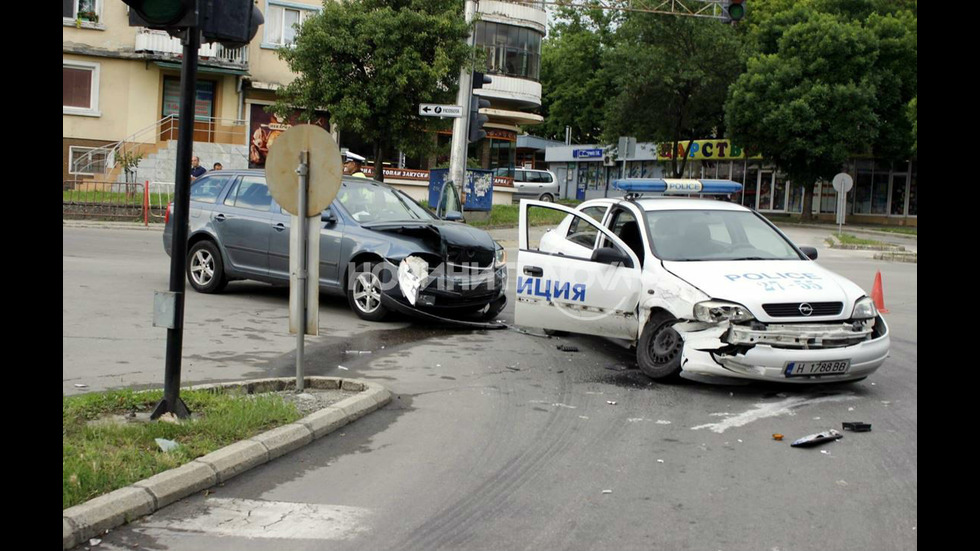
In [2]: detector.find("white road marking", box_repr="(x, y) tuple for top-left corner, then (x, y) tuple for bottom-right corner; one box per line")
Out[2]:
(140, 498), (371, 540)
(690, 394), (859, 433)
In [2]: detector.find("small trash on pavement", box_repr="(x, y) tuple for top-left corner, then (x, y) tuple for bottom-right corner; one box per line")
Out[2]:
(337, 365), (349, 371)
(74, 384), (88, 388)
(345, 350), (372, 355)
(791, 429), (844, 448)
(602, 489), (612, 494)
(557, 345), (579, 352)
(89, 538), (102, 546)
(842, 421), (872, 432)
(607, 401), (618, 405)
(155, 438), (179, 452)
(772, 433), (784, 441)
(505, 366), (521, 371)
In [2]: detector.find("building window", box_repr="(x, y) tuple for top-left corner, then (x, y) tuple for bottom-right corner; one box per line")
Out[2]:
(163, 78), (215, 120)
(64, 0), (100, 24)
(63, 61), (100, 116)
(475, 21), (543, 81)
(852, 160), (892, 215)
(264, 3), (318, 47)
(69, 146), (108, 176)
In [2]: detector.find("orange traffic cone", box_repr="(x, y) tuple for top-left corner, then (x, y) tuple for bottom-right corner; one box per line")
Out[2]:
(871, 271), (889, 314)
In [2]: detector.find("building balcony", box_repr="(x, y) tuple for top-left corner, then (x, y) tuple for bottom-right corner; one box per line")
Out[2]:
(134, 29), (248, 68)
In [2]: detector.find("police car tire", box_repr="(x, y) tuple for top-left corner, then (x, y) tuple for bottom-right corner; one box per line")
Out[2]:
(637, 312), (683, 382)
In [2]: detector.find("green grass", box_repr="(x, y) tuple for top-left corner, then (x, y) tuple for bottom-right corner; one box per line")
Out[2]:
(467, 200), (581, 229)
(63, 389), (301, 510)
(63, 190), (172, 207)
(834, 233), (888, 246)
(873, 226), (917, 236)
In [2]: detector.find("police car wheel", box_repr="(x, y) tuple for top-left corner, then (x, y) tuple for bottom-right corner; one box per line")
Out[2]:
(637, 312), (683, 381)
(347, 262), (390, 322)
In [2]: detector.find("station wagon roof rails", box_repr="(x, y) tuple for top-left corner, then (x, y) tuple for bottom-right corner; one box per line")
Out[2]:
(612, 178), (742, 200)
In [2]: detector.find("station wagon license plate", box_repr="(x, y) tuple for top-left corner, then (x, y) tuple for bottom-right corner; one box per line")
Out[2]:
(784, 360), (851, 377)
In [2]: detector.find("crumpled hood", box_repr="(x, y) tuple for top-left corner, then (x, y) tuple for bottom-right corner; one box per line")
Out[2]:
(662, 260), (868, 322)
(361, 220), (496, 266)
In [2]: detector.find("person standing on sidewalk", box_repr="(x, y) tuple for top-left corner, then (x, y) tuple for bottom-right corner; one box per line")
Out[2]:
(191, 156), (207, 181)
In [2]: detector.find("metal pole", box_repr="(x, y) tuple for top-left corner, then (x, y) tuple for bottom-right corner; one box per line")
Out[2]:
(449, 0), (478, 202)
(152, 27), (199, 420)
(296, 151), (309, 392)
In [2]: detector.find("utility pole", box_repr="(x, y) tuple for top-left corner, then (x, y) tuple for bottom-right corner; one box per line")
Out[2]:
(449, 0), (479, 204)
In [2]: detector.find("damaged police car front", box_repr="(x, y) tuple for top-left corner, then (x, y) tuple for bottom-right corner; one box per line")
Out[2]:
(515, 179), (889, 384)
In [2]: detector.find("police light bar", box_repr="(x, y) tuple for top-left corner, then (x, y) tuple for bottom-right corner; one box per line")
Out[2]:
(611, 178), (742, 195)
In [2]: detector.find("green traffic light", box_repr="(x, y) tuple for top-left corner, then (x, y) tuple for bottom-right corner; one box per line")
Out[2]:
(728, 6), (745, 20)
(129, 0), (192, 26)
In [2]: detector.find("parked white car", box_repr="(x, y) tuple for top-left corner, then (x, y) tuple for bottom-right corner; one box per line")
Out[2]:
(497, 168), (560, 202)
(515, 179), (889, 384)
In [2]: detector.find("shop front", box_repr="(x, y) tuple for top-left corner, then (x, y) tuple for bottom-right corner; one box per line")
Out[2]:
(546, 139), (917, 225)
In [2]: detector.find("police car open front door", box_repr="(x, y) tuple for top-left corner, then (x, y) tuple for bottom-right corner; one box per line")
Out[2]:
(515, 200), (642, 339)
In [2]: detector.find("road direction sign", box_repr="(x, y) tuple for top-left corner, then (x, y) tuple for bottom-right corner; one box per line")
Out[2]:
(419, 104), (463, 118)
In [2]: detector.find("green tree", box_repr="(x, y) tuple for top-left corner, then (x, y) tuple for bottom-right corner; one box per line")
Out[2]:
(602, 13), (744, 177)
(726, 0), (916, 219)
(538, 7), (620, 144)
(275, 0), (475, 181)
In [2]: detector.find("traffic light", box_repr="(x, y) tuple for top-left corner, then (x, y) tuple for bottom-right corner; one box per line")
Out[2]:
(468, 72), (492, 143)
(200, 0), (264, 49)
(124, 0), (197, 29)
(124, 1), (264, 48)
(725, 0), (746, 22)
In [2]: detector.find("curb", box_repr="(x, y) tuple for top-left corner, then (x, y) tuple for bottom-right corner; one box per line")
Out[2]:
(62, 377), (391, 550)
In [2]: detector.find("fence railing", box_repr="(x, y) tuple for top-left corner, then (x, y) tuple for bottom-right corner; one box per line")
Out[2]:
(70, 115), (248, 178)
(63, 181), (175, 224)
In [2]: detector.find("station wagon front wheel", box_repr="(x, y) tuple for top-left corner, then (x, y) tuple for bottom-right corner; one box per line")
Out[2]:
(347, 263), (390, 322)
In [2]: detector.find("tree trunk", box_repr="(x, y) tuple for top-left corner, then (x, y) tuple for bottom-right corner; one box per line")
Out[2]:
(373, 142), (384, 182)
(799, 177), (816, 222)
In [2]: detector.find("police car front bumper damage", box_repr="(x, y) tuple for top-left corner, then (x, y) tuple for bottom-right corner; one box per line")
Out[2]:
(673, 316), (890, 383)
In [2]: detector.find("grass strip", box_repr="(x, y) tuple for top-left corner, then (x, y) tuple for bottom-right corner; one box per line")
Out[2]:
(63, 388), (300, 509)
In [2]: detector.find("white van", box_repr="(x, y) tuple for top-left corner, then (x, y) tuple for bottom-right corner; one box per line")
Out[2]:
(497, 168), (560, 202)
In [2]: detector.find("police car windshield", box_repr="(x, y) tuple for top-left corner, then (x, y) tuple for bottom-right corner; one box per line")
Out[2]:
(646, 210), (803, 262)
(336, 181), (433, 223)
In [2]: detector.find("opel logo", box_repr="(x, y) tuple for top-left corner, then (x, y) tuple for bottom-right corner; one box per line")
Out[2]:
(799, 303), (814, 316)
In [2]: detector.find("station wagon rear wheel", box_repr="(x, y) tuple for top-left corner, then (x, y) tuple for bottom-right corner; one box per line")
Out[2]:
(186, 240), (227, 294)
(539, 193), (554, 202)
(637, 312), (683, 381)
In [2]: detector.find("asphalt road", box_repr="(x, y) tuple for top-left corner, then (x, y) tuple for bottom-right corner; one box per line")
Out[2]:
(63, 224), (917, 551)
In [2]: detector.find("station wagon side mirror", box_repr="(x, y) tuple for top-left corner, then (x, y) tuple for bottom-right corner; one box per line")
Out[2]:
(591, 247), (633, 269)
(321, 209), (337, 225)
(799, 246), (818, 260)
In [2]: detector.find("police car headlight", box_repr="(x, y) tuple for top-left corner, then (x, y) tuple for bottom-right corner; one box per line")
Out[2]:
(694, 301), (755, 323)
(494, 242), (507, 268)
(851, 297), (878, 320)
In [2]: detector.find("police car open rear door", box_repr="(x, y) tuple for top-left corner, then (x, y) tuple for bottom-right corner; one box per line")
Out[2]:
(516, 200), (642, 339)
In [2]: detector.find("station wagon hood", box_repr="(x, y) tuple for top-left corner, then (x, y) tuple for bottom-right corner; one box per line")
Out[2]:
(662, 260), (868, 322)
(360, 220), (496, 265)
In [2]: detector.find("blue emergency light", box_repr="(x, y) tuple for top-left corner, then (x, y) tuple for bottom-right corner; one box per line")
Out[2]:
(611, 178), (742, 195)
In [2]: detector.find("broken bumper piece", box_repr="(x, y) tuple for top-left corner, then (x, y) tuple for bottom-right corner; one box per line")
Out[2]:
(673, 317), (890, 383)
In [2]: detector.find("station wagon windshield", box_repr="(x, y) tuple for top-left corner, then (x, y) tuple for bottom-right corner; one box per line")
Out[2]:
(645, 209), (803, 262)
(337, 181), (434, 223)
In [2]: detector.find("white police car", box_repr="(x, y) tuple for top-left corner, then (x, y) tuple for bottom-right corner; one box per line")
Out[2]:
(515, 179), (889, 384)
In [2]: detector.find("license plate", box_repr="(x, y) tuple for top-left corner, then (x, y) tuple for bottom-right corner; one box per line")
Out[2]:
(784, 359), (851, 377)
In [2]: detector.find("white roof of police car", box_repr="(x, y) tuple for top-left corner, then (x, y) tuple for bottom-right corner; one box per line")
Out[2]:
(620, 197), (748, 212)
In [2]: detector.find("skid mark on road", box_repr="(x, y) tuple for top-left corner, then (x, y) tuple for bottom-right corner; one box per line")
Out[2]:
(690, 394), (859, 433)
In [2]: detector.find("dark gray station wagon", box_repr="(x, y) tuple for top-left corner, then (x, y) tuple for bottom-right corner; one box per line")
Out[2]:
(164, 170), (507, 322)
